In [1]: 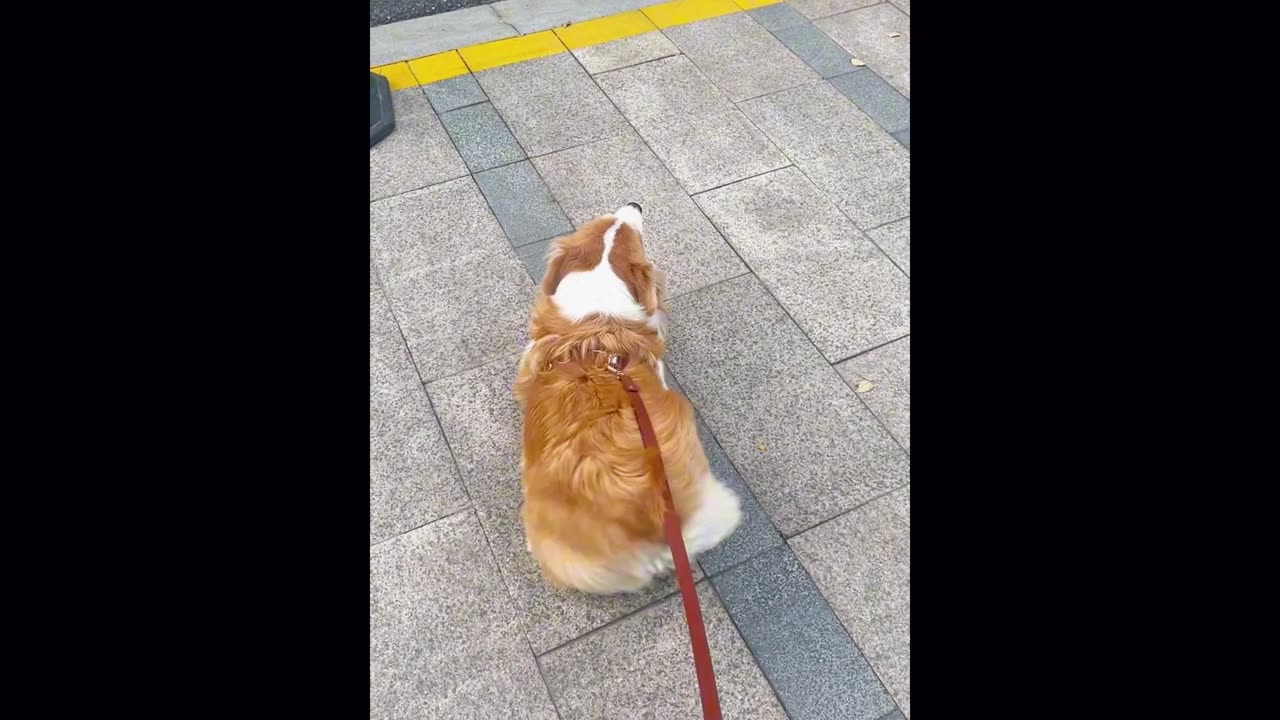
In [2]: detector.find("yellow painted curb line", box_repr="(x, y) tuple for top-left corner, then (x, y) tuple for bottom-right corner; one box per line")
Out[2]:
(371, 0), (783, 84)
(642, 0), (740, 28)
(554, 10), (657, 50)
(459, 30), (566, 73)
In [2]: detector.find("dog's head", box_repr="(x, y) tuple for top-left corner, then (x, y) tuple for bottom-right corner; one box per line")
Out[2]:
(542, 203), (665, 322)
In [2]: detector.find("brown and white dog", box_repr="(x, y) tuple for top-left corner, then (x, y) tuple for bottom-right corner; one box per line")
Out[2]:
(514, 203), (742, 594)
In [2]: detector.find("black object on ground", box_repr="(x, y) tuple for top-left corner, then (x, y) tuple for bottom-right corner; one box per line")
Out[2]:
(371, 73), (396, 148)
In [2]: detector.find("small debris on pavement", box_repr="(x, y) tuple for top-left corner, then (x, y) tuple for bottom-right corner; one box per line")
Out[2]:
(888, 32), (902, 38)
(851, 58), (867, 66)
(856, 380), (874, 393)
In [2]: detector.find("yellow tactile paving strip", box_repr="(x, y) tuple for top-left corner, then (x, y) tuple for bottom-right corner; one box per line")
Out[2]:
(371, 0), (780, 89)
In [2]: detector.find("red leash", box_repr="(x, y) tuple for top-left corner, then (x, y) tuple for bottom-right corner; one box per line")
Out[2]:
(607, 354), (722, 720)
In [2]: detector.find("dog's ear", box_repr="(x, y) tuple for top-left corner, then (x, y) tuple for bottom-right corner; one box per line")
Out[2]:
(625, 262), (660, 314)
(541, 243), (575, 296)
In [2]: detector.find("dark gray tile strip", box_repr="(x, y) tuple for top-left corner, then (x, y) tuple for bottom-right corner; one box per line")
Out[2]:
(830, 70), (910, 134)
(440, 101), (527, 173)
(712, 544), (897, 720)
(771, 21), (857, 79)
(474, 160), (573, 247)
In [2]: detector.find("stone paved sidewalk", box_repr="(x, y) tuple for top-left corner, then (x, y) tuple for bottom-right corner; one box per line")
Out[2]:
(370, 2), (909, 718)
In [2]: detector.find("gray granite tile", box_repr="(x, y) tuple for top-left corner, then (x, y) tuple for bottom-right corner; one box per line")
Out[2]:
(475, 53), (632, 156)
(370, 5), (516, 66)
(491, 0), (653, 34)
(663, 12), (818, 101)
(772, 21), (856, 78)
(740, 81), (909, 229)
(370, 89), (469, 202)
(694, 167), (908, 361)
(597, 55), (788, 193)
(666, 274), (909, 535)
(791, 487), (911, 716)
(868, 216), (909, 276)
(879, 712), (907, 720)
(815, 4), (910, 97)
(428, 356), (699, 654)
(573, 30), (681, 74)
(890, 0), (910, 15)
(893, 127), (910, 148)
(712, 544), (897, 720)
(370, 177), (536, 381)
(532, 133), (746, 298)
(788, 0), (881, 20)
(748, 2), (809, 31)
(369, 290), (468, 546)
(370, 511), (557, 719)
(515, 236), (553, 284)
(475, 161), (573, 247)
(370, 251), (379, 289)
(829, 69), (910, 133)
(540, 581), (787, 719)
(440, 101), (526, 173)
(836, 336), (909, 452)
(422, 73), (487, 114)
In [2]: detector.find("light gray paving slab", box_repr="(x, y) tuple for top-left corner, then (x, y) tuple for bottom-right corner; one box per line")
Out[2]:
(492, 0), (653, 34)
(475, 160), (573, 247)
(532, 133), (746, 298)
(772, 21), (856, 78)
(370, 177), (535, 381)
(422, 73), (487, 114)
(370, 89), (469, 202)
(694, 167), (909, 361)
(830, 69), (910, 133)
(597, 55), (788, 193)
(791, 487), (911, 716)
(836, 336), (909, 451)
(748, 2), (809, 31)
(712, 544), (897, 720)
(890, 0), (910, 16)
(663, 370), (785, 576)
(440, 101), (527, 173)
(666, 274), (909, 535)
(815, 3), (910, 97)
(788, 0), (881, 20)
(893, 127), (910, 148)
(879, 712), (907, 720)
(370, 511), (558, 719)
(740, 80), (909, 229)
(370, 290), (468, 546)
(574, 30), (682, 74)
(868, 216), (909, 276)
(515, 236), (554, 284)
(475, 53), (632, 156)
(427, 356), (699, 654)
(370, 5), (516, 66)
(540, 582), (787, 719)
(663, 12), (818, 101)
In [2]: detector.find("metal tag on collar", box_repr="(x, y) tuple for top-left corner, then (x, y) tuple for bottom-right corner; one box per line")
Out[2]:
(606, 354), (629, 375)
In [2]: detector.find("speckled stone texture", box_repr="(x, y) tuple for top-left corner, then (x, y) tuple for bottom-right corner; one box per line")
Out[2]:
(712, 544), (897, 720)
(440, 101), (526, 173)
(422, 73), (487, 114)
(695, 167), (909, 362)
(893, 127), (910, 148)
(829, 69), (910, 134)
(492, 0), (654, 34)
(475, 53), (631, 156)
(663, 370), (785, 576)
(573, 30), (680, 74)
(740, 81), (909, 229)
(868, 216), (910, 276)
(474, 160), (573, 246)
(597, 55), (788, 194)
(370, 511), (558, 719)
(369, 290), (468, 545)
(837, 336), (910, 452)
(771, 21), (856, 78)
(427, 356), (699, 653)
(539, 582), (787, 719)
(663, 12), (818, 101)
(370, 89), (468, 202)
(515, 235), (553, 284)
(815, 3), (911, 98)
(532, 133), (746, 298)
(370, 5), (515, 64)
(747, 2), (808, 31)
(370, 178), (535, 381)
(787, 0), (881, 20)
(791, 487), (911, 716)
(666, 274), (909, 535)
(890, 0), (910, 15)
